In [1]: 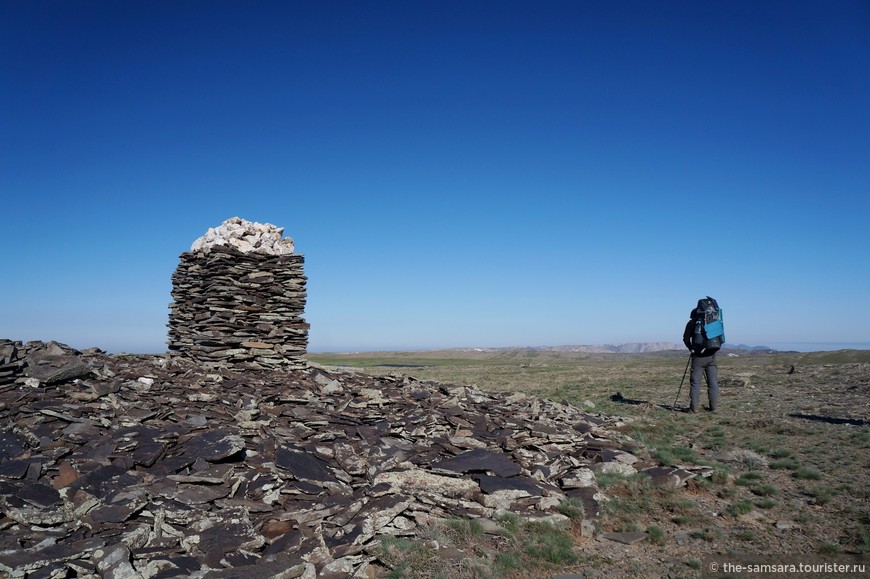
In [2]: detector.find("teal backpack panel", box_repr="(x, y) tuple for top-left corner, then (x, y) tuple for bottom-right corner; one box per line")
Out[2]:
(705, 320), (724, 340)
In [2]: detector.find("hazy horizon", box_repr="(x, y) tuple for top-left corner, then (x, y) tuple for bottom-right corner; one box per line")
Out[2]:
(4, 335), (867, 356)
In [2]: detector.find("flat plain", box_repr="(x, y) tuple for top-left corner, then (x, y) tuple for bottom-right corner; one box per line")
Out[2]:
(309, 348), (870, 577)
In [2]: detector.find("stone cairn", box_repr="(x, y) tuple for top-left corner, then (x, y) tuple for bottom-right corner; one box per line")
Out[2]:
(167, 217), (308, 370)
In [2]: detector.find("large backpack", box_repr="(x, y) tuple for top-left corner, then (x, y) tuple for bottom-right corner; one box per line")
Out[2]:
(692, 296), (725, 354)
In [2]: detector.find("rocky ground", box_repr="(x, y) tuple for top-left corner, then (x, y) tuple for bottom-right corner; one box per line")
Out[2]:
(310, 348), (870, 577)
(0, 340), (718, 579)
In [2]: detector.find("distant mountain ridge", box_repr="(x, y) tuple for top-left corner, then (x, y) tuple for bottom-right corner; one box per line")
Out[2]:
(542, 342), (682, 353)
(724, 343), (775, 351)
(458, 342), (776, 354)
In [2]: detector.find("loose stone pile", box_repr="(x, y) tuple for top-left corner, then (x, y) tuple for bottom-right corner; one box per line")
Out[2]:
(0, 340), (93, 388)
(167, 218), (308, 370)
(0, 341), (707, 578)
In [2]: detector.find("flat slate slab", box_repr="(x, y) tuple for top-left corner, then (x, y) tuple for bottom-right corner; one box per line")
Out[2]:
(184, 429), (246, 462)
(276, 444), (338, 483)
(476, 474), (542, 496)
(600, 531), (649, 545)
(434, 448), (523, 477)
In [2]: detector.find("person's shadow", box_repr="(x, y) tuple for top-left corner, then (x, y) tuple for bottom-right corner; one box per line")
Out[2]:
(788, 413), (867, 426)
(610, 392), (698, 413)
(610, 391), (647, 405)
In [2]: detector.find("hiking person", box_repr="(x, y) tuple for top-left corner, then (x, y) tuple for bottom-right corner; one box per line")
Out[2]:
(682, 297), (725, 413)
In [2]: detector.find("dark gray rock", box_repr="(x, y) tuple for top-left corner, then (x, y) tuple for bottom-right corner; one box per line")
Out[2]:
(183, 429), (246, 462)
(16, 481), (62, 508)
(24, 353), (91, 384)
(476, 474), (542, 496)
(434, 448), (523, 477)
(276, 444), (338, 483)
(0, 537), (103, 577)
(0, 432), (27, 461)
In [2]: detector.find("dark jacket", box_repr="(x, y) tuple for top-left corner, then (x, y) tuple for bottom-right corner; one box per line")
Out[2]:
(683, 314), (715, 357)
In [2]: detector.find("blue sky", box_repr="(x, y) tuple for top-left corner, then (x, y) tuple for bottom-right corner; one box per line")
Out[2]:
(2, 1), (868, 353)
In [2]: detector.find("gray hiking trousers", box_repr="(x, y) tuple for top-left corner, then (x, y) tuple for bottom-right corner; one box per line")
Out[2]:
(690, 353), (719, 412)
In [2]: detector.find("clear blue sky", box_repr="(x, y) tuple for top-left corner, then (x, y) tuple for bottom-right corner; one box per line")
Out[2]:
(2, 1), (868, 353)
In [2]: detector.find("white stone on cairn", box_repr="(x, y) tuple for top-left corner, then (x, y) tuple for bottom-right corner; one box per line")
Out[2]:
(189, 216), (295, 255)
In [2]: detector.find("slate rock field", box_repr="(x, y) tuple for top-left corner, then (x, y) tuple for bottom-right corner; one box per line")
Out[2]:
(0, 340), (703, 578)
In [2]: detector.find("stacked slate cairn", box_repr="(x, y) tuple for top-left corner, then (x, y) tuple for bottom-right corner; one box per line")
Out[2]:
(167, 217), (309, 370)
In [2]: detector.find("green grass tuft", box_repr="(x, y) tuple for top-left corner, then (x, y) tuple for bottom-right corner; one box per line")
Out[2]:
(380, 535), (435, 578)
(646, 525), (665, 544)
(727, 501), (754, 516)
(655, 444), (701, 466)
(747, 441), (769, 454)
(523, 522), (579, 566)
(691, 527), (723, 541)
(755, 498), (777, 509)
(710, 464), (730, 485)
(594, 470), (633, 489)
(495, 512), (520, 534)
(794, 467), (823, 480)
(751, 485), (779, 497)
(735, 472), (763, 486)
(809, 485), (835, 505)
(556, 498), (585, 519)
(493, 552), (524, 574)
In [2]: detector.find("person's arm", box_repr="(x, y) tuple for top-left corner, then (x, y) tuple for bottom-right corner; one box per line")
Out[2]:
(683, 320), (693, 350)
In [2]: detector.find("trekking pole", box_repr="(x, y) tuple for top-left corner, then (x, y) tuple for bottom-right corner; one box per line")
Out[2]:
(673, 353), (693, 411)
